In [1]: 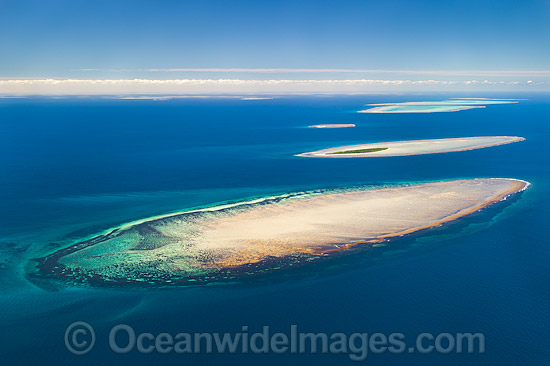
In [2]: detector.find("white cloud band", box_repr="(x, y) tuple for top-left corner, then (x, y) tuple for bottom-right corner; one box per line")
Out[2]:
(142, 68), (550, 77)
(0, 78), (545, 95)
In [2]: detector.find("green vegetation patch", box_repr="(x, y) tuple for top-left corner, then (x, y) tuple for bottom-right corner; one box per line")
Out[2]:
(327, 147), (389, 155)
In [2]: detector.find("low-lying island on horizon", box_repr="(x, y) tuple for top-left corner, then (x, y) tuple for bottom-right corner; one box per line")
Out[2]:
(297, 136), (524, 158)
(357, 98), (519, 113)
(31, 178), (529, 287)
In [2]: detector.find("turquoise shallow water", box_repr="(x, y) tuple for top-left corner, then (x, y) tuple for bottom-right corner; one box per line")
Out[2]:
(0, 94), (548, 365)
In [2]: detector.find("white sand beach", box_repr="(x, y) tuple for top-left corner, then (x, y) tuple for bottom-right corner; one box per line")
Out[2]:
(297, 136), (524, 158)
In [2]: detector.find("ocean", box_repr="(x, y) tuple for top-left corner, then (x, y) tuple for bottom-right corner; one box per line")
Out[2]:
(0, 93), (548, 365)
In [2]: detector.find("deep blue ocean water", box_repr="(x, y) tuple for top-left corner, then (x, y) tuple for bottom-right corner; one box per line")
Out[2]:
(0, 93), (548, 365)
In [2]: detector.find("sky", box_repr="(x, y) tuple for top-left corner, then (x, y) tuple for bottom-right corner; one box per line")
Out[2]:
(1, 0), (549, 94)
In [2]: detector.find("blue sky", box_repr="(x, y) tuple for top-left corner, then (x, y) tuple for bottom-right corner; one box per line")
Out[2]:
(1, 0), (549, 93)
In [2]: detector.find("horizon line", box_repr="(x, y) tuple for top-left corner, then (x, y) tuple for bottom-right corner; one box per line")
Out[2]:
(133, 68), (550, 77)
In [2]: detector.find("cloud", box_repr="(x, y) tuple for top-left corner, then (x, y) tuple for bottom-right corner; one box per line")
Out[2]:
(0, 78), (546, 95)
(141, 68), (550, 77)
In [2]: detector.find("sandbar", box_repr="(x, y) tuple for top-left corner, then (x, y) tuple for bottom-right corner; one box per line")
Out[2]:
(34, 178), (528, 285)
(297, 136), (524, 158)
(309, 124), (356, 128)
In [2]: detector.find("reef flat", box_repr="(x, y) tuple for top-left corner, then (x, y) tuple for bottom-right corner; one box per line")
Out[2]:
(358, 98), (517, 113)
(32, 179), (528, 286)
(297, 136), (524, 158)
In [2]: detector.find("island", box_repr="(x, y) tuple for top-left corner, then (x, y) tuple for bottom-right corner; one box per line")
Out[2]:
(358, 98), (518, 113)
(359, 105), (485, 113)
(309, 124), (356, 128)
(297, 136), (524, 158)
(32, 178), (528, 286)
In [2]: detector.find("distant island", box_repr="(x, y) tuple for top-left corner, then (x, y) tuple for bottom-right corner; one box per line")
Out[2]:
(33, 178), (528, 286)
(358, 98), (518, 113)
(298, 136), (524, 158)
(309, 124), (355, 128)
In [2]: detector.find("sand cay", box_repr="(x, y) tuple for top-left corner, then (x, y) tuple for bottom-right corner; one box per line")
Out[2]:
(309, 124), (355, 128)
(297, 136), (524, 158)
(35, 178), (528, 285)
